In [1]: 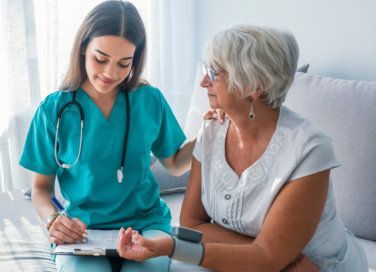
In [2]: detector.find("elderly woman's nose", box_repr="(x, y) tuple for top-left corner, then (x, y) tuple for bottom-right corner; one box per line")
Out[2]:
(200, 74), (211, 87)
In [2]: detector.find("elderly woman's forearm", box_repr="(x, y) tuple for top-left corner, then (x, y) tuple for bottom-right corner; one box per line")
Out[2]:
(201, 242), (278, 272)
(184, 221), (254, 244)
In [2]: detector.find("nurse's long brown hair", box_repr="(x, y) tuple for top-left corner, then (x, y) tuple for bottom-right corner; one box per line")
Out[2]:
(59, 1), (147, 92)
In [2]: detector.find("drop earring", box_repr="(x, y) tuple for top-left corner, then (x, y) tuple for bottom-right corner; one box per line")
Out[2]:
(248, 97), (255, 120)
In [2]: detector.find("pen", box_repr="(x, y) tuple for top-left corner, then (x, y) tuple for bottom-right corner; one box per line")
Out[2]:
(51, 196), (88, 241)
(51, 196), (70, 217)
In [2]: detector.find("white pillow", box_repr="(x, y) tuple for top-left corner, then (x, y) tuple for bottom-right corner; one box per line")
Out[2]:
(285, 72), (376, 240)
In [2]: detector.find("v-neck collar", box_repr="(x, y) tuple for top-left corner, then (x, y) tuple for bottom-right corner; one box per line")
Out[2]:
(76, 88), (124, 130)
(219, 107), (284, 181)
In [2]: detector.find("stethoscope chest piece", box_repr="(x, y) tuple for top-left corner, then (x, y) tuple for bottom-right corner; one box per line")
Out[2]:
(117, 167), (124, 183)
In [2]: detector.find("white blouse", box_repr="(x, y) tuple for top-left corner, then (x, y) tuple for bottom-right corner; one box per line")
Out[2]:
(193, 106), (368, 271)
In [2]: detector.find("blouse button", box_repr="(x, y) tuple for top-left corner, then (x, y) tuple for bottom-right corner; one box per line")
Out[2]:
(224, 194), (231, 200)
(222, 218), (229, 225)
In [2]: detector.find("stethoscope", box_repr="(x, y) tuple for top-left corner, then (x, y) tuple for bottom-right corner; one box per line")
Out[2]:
(54, 90), (130, 183)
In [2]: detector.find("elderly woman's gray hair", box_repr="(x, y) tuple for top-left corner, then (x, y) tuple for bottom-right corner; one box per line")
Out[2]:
(206, 25), (299, 108)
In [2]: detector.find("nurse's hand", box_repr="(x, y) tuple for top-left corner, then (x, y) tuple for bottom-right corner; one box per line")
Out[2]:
(48, 215), (87, 245)
(117, 227), (173, 261)
(204, 109), (225, 123)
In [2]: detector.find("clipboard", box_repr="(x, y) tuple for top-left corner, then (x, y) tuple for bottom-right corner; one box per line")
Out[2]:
(51, 229), (120, 257)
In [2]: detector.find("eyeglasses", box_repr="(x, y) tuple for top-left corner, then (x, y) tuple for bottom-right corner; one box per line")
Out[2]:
(201, 62), (218, 82)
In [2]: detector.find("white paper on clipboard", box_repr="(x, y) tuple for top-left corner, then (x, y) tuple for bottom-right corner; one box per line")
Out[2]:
(52, 229), (119, 256)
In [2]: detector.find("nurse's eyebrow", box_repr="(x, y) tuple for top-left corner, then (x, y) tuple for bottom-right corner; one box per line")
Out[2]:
(94, 49), (133, 60)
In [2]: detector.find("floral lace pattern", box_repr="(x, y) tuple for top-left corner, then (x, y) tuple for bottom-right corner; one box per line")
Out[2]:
(207, 118), (286, 234)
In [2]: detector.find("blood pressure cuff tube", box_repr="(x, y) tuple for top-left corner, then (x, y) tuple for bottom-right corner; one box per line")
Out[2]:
(171, 237), (204, 266)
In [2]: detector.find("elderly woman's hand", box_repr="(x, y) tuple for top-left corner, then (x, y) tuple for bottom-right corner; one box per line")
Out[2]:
(117, 227), (154, 261)
(203, 109), (226, 123)
(117, 227), (174, 262)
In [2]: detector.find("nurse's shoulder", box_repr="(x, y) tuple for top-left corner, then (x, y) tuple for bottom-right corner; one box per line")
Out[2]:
(132, 84), (163, 100)
(37, 90), (75, 122)
(131, 84), (169, 111)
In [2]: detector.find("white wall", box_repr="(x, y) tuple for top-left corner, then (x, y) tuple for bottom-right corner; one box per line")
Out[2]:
(196, 0), (376, 81)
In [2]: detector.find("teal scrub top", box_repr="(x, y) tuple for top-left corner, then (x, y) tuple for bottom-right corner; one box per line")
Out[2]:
(20, 85), (186, 233)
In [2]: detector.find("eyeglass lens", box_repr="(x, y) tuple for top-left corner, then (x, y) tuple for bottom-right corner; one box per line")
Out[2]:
(202, 64), (216, 81)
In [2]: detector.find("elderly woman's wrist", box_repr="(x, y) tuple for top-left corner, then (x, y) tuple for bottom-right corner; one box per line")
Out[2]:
(165, 236), (175, 257)
(154, 236), (174, 257)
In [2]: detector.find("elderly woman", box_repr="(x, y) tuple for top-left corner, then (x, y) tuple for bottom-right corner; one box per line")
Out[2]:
(116, 25), (368, 272)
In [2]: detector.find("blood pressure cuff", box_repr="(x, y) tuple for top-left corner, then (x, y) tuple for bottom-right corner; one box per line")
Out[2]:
(171, 237), (204, 266)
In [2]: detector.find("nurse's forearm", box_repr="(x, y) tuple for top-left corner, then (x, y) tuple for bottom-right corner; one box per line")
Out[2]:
(32, 173), (57, 223)
(161, 138), (196, 176)
(174, 138), (196, 174)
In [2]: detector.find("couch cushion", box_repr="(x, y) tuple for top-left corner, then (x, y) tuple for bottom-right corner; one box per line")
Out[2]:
(356, 237), (376, 269)
(0, 190), (55, 271)
(161, 192), (184, 225)
(151, 159), (189, 196)
(284, 73), (376, 240)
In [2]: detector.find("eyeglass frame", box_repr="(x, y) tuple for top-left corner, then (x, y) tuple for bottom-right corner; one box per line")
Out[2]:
(201, 62), (218, 82)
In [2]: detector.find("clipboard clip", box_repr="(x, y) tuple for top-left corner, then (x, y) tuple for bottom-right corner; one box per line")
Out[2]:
(74, 248), (105, 256)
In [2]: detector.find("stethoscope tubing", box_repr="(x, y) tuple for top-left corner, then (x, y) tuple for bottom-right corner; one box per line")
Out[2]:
(117, 91), (130, 182)
(54, 91), (84, 169)
(54, 90), (130, 183)
(54, 118), (84, 169)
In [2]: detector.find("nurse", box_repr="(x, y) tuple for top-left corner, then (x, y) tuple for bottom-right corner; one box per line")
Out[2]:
(20, 1), (193, 271)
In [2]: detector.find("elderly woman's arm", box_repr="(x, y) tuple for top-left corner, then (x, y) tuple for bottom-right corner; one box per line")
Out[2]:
(117, 157), (324, 271)
(180, 158), (255, 244)
(198, 169), (329, 272)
